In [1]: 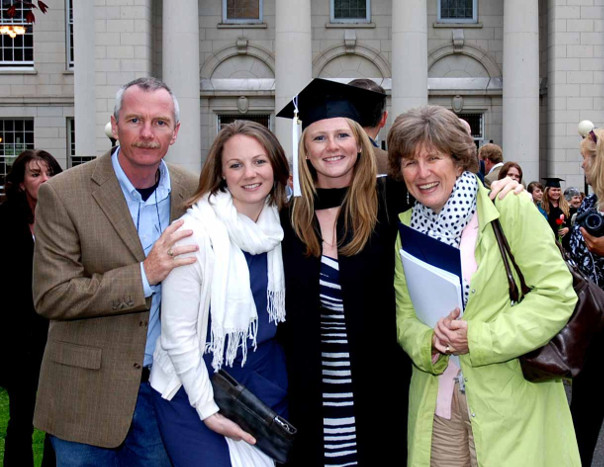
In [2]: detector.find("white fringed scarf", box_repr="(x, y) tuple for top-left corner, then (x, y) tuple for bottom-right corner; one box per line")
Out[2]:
(191, 190), (285, 370)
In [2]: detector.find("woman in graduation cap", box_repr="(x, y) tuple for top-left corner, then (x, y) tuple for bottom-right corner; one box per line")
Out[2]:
(276, 79), (521, 467)
(541, 177), (572, 248)
(276, 78), (410, 466)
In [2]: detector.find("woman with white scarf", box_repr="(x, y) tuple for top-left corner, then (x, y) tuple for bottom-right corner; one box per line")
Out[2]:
(150, 120), (289, 467)
(390, 106), (580, 466)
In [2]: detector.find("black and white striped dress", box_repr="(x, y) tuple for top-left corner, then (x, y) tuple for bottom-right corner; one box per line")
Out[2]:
(320, 255), (359, 466)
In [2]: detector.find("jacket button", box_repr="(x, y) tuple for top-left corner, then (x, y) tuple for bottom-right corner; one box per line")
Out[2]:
(471, 289), (476, 294)
(133, 363), (141, 369)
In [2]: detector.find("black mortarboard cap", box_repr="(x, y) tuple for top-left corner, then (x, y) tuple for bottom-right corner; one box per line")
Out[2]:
(276, 78), (385, 129)
(542, 177), (565, 188)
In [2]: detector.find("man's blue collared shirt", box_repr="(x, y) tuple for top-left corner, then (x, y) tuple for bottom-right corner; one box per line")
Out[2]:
(112, 149), (171, 367)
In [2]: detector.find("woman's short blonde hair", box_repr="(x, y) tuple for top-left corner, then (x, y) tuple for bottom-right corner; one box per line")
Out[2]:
(581, 128), (604, 205)
(387, 105), (478, 180)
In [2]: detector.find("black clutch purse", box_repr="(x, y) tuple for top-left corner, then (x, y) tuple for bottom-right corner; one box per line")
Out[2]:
(211, 369), (296, 464)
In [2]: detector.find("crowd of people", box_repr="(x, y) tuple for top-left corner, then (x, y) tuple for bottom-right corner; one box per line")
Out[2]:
(1, 76), (602, 467)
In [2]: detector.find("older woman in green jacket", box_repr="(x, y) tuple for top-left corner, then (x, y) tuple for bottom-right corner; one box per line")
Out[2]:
(389, 106), (580, 467)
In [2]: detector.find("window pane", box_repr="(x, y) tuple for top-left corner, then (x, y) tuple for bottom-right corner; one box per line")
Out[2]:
(334, 0), (367, 19)
(68, 118), (76, 157)
(458, 113), (483, 140)
(218, 114), (270, 130)
(0, 118), (35, 194)
(66, 0), (74, 67)
(0, 1), (34, 67)
(226, 0), (260, 20)
(66, 118), (94, 167)
(441, 0), (473, 19)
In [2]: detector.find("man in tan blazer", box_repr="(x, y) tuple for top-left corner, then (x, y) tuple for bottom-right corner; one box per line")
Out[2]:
(33, 77), (198, 465)
(348, 78), (390, 175)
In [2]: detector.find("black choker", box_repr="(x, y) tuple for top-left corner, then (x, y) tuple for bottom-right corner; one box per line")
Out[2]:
(314, 187), (349, 210)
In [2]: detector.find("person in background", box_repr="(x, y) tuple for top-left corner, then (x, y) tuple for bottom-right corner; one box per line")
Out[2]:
(348, 78), (389, 175)
(498, 161), (523, 184)
(527, 181), (544, 204)
(459, 119), (485, 185)
(527, 181), (547, 218)
(150, 120), (290, 466)
(568, 128), (604, 466)
(564, 187), (582, 225)
(479, 143), (504, 188)
(0, 150), (61, 467)
(390, 105), (579, 467)
(541, 178), (571, 248)
(565, 187), (582, 210)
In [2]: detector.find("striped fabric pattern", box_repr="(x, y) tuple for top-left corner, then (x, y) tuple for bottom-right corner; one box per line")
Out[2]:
(320, 255), (359, 467)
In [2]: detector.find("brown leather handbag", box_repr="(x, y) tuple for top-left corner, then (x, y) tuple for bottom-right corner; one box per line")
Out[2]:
(492, 218), (604, 382)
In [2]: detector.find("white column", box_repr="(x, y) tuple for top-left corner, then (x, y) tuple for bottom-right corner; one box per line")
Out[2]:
(546, 1), (604, 190)
(73, 1), (96, 158)
(163, 0), (201, 173)
(391, 0), (428, 118)
(502, 0), (539, 182)
(274, 0), (313, 161)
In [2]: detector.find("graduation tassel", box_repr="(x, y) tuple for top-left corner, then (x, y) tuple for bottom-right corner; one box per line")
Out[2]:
(292, 95), (302, 197)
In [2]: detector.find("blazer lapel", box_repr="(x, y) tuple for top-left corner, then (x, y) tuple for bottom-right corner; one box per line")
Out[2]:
(168, 165), (190, 221)
(91, 152), (145, 262)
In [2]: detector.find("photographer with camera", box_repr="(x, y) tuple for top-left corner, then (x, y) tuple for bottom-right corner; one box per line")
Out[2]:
(568, 126), (604, 466)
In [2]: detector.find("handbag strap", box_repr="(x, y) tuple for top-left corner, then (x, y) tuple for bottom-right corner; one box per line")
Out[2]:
(491, 217), (531, 304)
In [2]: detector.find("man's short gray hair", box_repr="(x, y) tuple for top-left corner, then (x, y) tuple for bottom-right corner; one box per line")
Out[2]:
(113, 77), (180, 124)
(564, 186), (581, 201)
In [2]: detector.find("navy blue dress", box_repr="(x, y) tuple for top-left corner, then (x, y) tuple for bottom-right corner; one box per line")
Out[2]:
(153, 252), (288, 466)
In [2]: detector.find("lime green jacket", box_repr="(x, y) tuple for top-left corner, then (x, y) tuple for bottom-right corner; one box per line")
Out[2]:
(395, 182), (580, 466)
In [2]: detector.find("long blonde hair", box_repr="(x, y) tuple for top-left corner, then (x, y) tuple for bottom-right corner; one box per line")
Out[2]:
(541, 186), (570, 218)
(581, 128), (604, 208)
(290, 118), (378, 257)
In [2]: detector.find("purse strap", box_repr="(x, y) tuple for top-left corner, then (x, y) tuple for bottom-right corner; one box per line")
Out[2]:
(491, 217), (531, 304)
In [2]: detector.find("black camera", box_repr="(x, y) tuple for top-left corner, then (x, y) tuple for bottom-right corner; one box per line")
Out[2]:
(576, 208), (604, 237)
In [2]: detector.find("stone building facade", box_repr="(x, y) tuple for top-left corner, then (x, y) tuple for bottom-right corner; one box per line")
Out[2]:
(1, 0), (603, 191)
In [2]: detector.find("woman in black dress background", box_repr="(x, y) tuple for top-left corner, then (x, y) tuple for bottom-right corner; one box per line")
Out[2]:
(541, 177), (571, 248)
(0, 150), (61, 467)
